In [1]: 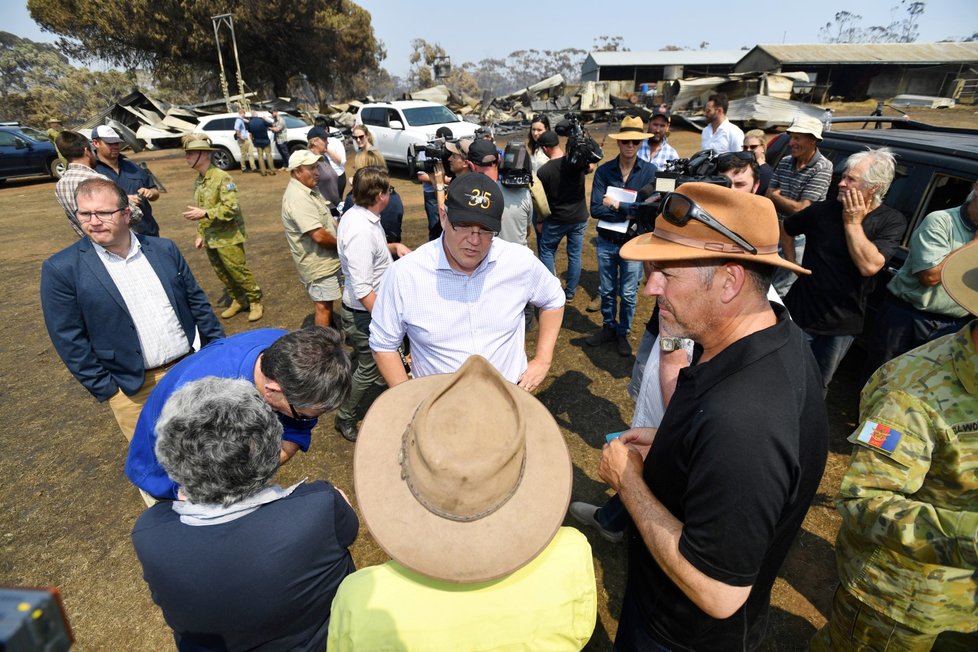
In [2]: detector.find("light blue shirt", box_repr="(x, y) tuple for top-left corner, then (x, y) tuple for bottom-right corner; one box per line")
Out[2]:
(369, 237), (564, 382)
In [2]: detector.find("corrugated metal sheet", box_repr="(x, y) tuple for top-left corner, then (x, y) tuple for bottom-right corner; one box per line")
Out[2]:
(586, 49), (746, 68)
(750, 42), (978, 65)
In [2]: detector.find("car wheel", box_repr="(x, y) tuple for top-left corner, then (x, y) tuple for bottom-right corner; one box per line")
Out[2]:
(210, 147), (235, 171)
(49, 158), (65, 180)
(406, 150), (417, 178)
(288, 142), (307, 155)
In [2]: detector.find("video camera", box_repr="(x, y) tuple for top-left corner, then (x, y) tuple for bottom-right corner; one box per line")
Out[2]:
(415, 138), (452, 173)
(630, 149), (732, 237)
(554, 113), (603, 172)
(499, 141), (533, 188)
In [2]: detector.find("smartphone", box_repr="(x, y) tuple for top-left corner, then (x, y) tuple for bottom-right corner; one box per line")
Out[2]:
(605, 430), (625, 443)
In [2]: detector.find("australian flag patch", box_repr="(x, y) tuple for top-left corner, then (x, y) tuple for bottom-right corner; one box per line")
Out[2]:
(855, 420), (902, 453)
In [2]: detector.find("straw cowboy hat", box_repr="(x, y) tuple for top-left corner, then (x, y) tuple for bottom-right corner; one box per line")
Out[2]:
(608, 115), (653, 141)
(941, 240), (978, 316)
(354, 355), (572, 583)
(181, 134), (217, 151)
(621, 181), (810, 275)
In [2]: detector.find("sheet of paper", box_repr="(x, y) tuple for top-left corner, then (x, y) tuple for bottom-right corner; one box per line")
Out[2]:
(597, 187), (638, 233)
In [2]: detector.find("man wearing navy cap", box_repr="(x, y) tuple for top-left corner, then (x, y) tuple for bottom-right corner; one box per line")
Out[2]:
(370, 173), (565, 392)
(92, 125), (161, 236)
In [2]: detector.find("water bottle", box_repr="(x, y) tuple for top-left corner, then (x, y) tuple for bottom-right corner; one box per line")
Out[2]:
(821, 109), (833, 133)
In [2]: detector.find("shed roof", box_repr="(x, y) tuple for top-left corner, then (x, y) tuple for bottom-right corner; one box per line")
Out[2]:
(746, 42), (978, 65)
(585, 50), (746, 67)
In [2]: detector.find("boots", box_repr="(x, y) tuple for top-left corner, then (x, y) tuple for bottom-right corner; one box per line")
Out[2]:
(221, 300), (245, 319)
(248, 302), (264, 322)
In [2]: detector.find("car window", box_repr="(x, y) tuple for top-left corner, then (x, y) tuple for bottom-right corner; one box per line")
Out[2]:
(361, 108), (387, 128)
(202, 118), (235, 131)
(0, 131), (16, 147)
(387, 109), (401, 126)
(283, 115), (308, 128)
(18, 126), (46, 142)
(402, 105), (459, 127)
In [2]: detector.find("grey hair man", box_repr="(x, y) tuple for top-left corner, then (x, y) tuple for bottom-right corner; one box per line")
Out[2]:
(783, 147), (907, 393)
(132, 376), (358, 651)
(125, 327), (352, 501)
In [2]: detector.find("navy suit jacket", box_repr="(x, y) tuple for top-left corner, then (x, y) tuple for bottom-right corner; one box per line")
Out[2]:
(40, 234), (224, 402)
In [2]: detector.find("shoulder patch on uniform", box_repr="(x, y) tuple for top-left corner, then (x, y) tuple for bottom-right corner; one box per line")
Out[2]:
(225, 182), (236, 191)
(854, 420), (903, 454)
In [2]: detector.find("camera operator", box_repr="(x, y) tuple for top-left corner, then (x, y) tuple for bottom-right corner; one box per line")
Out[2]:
(585, 116), (657, 357)
(417, 126), (454, 241)
(537, 130), (591, 303)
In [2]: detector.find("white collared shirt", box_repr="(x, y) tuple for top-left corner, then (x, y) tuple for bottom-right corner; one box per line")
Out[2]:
(337, 204), (392, 310)
(92, 233), (190, 368)
(369, 236), (565, 383)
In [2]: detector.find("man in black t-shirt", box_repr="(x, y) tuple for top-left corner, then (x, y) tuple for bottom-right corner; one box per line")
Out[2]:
(598, 182), (828, 651)
(784, 148), (906, 394)
(536, 131), (590, 301)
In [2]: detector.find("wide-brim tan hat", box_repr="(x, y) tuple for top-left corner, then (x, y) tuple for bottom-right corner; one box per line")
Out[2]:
(786, 115), (823, 141)
(941, 240), (978, 316)
(182, 134), (217, 151)
(608, 115), (653, 141)
(621, 181), (810, 275)
(354, 355), (572, 583)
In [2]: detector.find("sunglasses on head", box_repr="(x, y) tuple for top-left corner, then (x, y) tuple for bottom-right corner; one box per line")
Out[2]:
(660, 192), (757, 254)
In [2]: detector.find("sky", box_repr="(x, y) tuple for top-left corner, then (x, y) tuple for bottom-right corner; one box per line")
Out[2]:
(8, 1), (974, 78)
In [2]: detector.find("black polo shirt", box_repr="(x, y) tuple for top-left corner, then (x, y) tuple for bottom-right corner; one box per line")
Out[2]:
(784, 199), (906, 335)
(625, 305), (828, 650)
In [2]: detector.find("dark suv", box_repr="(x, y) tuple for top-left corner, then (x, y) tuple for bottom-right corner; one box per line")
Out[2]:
(0, 123), (64, 183)
(771, 119), (978, 341)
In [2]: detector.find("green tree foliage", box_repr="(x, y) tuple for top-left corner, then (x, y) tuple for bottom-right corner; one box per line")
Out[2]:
(0, 31), (133, 126)
(27, 0), (384, 102)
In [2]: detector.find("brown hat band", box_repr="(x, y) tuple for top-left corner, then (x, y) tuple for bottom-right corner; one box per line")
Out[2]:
(618, 127), (646, 134)
(653, 228), (778, 255)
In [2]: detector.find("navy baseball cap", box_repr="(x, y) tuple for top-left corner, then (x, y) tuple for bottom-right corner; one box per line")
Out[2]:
(445, 173), (503, 233)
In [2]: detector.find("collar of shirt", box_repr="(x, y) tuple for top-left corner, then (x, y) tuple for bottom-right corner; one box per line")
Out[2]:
(683, 304), (792, 397)
(91, 229), (139, 261)
(434, 234), (500, 276)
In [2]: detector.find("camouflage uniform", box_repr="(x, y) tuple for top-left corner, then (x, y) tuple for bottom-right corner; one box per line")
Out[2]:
(194, 166), (261, 306)
(812, 321), (978, 651)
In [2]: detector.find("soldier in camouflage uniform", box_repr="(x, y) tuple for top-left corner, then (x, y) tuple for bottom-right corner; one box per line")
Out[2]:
(811, 241), (978, 651)
(181, 135), (263, 322)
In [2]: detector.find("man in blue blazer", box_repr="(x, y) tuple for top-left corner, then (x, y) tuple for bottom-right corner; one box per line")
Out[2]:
(41, 178), (223, 442)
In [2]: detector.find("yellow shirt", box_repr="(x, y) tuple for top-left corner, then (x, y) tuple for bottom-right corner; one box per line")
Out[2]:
(327, 527), (596, 651)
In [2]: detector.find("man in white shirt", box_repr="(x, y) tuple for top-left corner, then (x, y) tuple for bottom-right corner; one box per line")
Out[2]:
(334, 166), (411, 441)
(41, 177), (224, 442)
(700, 93), (744, 154)
(369, 173), (565, 392)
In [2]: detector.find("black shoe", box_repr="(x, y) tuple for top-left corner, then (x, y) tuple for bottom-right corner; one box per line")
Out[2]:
(585, 326), (616, 347)
(617, 334), (632, 357)
(335, 417), (358, 442)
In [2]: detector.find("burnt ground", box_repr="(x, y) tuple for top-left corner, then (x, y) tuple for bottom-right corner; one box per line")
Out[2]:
(1, 101), (974, 650)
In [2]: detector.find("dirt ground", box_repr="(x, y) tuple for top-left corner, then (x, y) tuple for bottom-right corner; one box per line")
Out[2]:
(1, 101), (974, 650)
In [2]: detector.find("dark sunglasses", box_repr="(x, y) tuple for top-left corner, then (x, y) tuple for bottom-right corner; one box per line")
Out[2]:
(660, 192), (757, 254)
(288, 402), (317, 422)
(620, 139), (643, 145)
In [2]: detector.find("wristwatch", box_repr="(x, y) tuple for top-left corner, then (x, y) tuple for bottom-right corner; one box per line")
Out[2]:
(659, 337), (685, 352)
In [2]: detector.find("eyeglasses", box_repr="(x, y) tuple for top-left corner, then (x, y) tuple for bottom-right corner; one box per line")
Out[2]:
(287, 402), (317, 422)
(450, 223), (497, 240)
(620, 140), (642, 146)
(75, 208), (125, 223)
(353, 134), (367, 141)
(660, 192), (757, 254)
(743, 144), (762, 150)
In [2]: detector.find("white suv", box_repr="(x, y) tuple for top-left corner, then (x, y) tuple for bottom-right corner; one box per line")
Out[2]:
(193, 112), (315, 170)
(355, 101), (479, 175)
